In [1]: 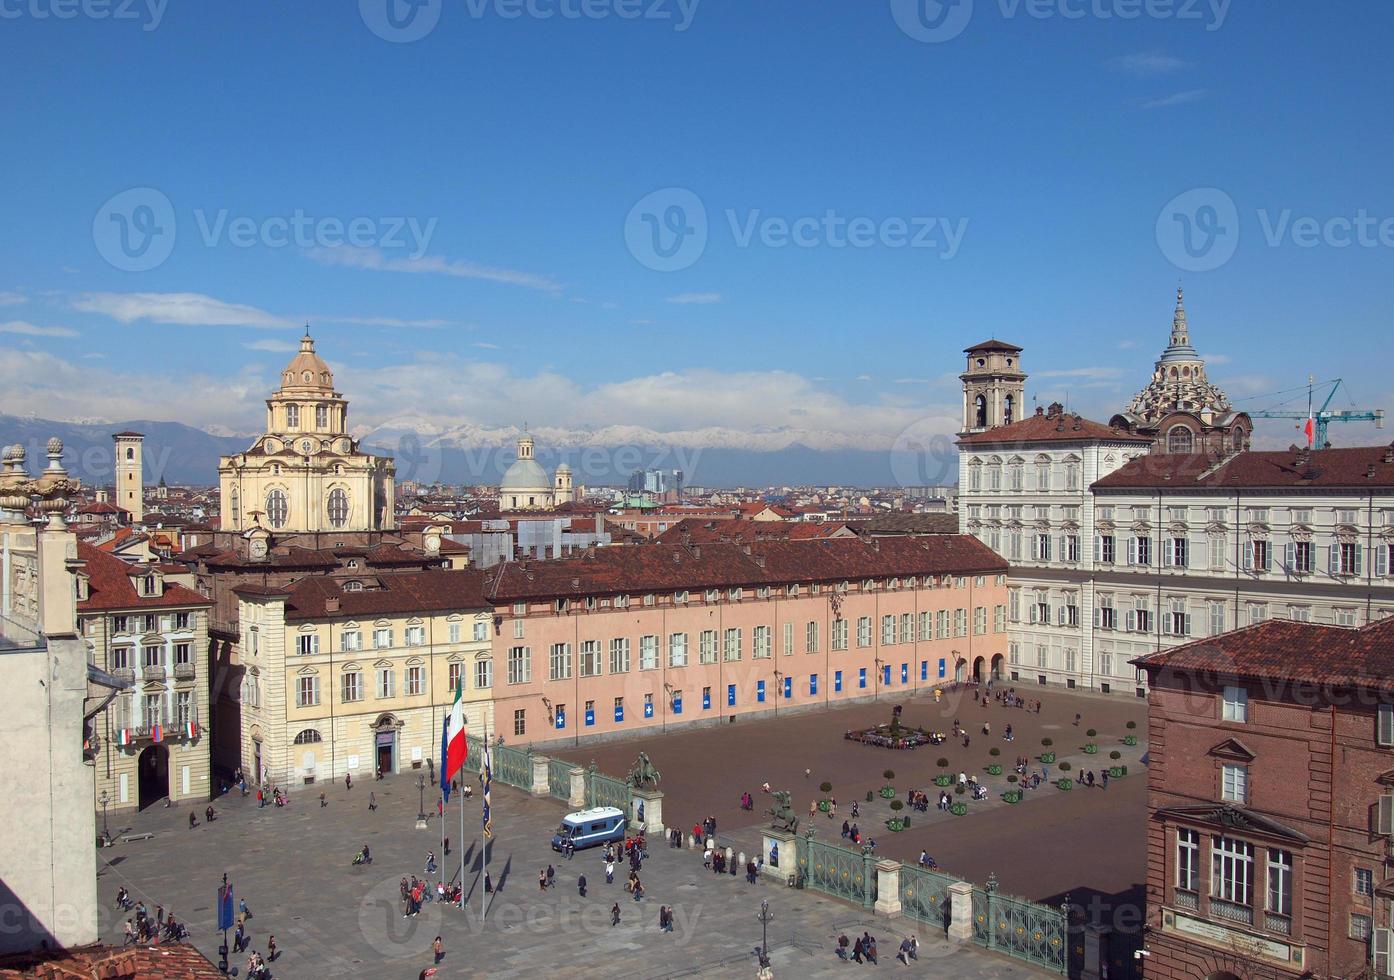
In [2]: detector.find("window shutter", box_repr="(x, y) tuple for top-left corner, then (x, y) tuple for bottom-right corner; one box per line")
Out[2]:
(1029, 606), (1037, 625)
(1093, 536), (1101, 563)
(1183, 614), (1192, 637)
(1380, 794), (1394, 836)
(1241, 541), (1251, 570)
(1375, 928), (1392, 977)
(1128, 538), (1138, 565)
(1093, 607), (1100, 628)
(1126, 610), (1137, 633)
(1161, 613), (1171, 636)
(1380, 704), (1394, 748)
(1031, 536), (1039, 561)
(1284, 542), (1294, 573)
(1057, 606), (1066, 626)
(1162, 543), (1173, 568)
(1356, 545), (1364, 576)
(1378, 545), (1390, 578)
(1329, 543), (1339, 575)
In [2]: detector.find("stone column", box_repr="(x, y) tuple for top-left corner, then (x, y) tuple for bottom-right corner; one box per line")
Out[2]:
(947, 881), (974, 943)
(567, 766), (586, 809)
(531, 754), (550, 797)
(1081, 923), (1110, 980)
(762, 829), (796, 881)
(631, 787), (664, 835)
(874, 860), (903, 916)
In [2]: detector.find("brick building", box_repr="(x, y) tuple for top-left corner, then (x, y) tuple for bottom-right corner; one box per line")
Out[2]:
(1136, 617), (1394, 978)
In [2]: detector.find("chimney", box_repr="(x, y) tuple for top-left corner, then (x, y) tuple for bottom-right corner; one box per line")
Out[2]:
(326, 597), (340, 613)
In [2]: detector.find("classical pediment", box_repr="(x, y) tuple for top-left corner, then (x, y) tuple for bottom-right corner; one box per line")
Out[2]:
(1154, 803), (1310, 845)
(1208, 737), (1256, 762)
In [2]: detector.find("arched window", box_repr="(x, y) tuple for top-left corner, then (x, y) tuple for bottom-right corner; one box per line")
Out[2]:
(229, 489), (240, 528)
(266, 489), (288, 529)
(1169, 367), (1178, 379)
(974, 394), (987, 428)
(327, 488), (349, 528)
(1233, 428), (1247, 451)
(293, 729), (323, 744)
(1167, 426), (1194, 454)
(1003, 394), (1014, 424)
(125, 447), (134, 460)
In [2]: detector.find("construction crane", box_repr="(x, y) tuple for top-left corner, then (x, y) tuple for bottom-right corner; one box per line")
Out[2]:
(1249, 377), (1384, 448)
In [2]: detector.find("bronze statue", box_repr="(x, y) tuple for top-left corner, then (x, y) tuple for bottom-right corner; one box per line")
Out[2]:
(626, 752), (661, 789)
(767, 790), (799, 833)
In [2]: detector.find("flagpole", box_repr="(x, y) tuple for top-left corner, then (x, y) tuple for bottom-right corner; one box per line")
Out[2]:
(478, 715), (487, 920)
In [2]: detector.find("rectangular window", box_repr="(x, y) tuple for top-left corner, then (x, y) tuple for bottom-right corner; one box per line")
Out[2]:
(1292, 540), (1313, 574)
(513, 708), (526, 737)
(1099, 534), (1115, 564)
(508, 646), (531, 684)
(1065, 535), (1080, 563)
(699, 630), (717, 664)
(1170, 537), (1188, 567)
(142, 645), (163, 670)
(609, 638), (631, 674)
(879, 615), (894, 645)
(936, 610), (949, 639)
(1223, 685), (1248, 723)
(1355, 867), (1375, 897)
(448, 622), (461, 644)
(405, 625), (424, 646)
(832, 619), (848, 651)
(1098, 596), (1116, 631)
(1351, 913), (1373, 942)
(549, 642), (573, 681)
(376, 667), (395, 699)
(448, 661), (463, 691)
(297, 633), (318, 656)
(954, 608), (968, 637)
(373, 628), (392, 649)
(780, 622), (792, 657)
(341, 671), (362, 702)
(341, 630), (361, 653)
(1211, 836), (1255, 910)
(974, 606), (988, 634)
(668, 632), (688, 668)
(1176, 828), (1200, 893)
(918, 610), (932, 641)
(1266, 850), (1292, 918)
(639, 634), (659, 671)
(174, 642), (191, 666)
(723, 628), (742, 662)
(1221, 764), (1248, 803)
(296, 675), (319, 707)
(1379, 704), (1394, 747)
(1209, 601), (1225, 637)
(513, 619), (525, 639)
(1247, 539), (1270, 573)
(474, 659), (493, 689)
(1135, 536), (1152, 566)
(1338, 541), (1361, 576)
(175, 690), (193, 727)
(174, 612), (190, 630)
(579, 640), (601, 677)
(1034, 533), (1052, 561)
(474, 621), (488, 641)
(807, 620), (821, 654)
(406, 665), (424, 696)
(113, 614), (129, 634)
(857, 616), (872, 647)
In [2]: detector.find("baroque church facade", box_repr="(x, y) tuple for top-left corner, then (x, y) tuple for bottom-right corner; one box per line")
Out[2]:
(218, 332), (396, 535)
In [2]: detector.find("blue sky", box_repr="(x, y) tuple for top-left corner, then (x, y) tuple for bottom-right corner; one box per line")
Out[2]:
(1, 0), (1391, 453)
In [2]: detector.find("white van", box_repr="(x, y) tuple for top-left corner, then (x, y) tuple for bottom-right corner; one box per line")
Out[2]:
(551, 806), (626, 852)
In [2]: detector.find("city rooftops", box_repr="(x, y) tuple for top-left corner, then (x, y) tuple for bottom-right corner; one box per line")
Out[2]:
(957, 403), (1151, 446)
(1093, 442), (1394, 491)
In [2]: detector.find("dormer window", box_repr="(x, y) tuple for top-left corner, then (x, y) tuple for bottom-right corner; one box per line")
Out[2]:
(140, 573), (159, 597)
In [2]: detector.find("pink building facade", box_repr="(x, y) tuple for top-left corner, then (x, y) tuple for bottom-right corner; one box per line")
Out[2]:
(485, 536), (1010, 744)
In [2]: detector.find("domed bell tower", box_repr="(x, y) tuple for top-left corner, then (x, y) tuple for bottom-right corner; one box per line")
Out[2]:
(961, 340), (1026, 434)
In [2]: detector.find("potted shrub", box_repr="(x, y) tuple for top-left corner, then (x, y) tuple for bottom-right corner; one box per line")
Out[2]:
(880, 770), (897, 799)
(1003, 789), (1022, 804)
(1083, 743), (1098, 754)
(1086, 728), (1097, 737)
(1059, 761), (1073, 772)
(1109, 751), (1121, 761)
(1124, 721), (1139, 746)
(1057, 777), (1074, 790)
(1040, 737), (1056, 764)
(986, 763), (1004, 776)
(989, 747), (1001, 757)
(950, 802), (968, 816)
(887, 799), (906, 831)
(934, 758), (952, 786)
(818, 781), (833, 811)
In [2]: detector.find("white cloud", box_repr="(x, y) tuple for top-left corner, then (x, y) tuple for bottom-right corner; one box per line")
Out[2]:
(243, 339), (298, 353)
(1199, 352), (1231, 365)
(73, 291), (294, 328)
(1116, 339), (1137, 350)
(1109, 52), (1190, 75)
(1139, 89), (1207, 109)
(320, 315), (453, 329)
(855, 374), (872, 382)
(472, 342), (500, 350)
(0, 291), (25, 307)
(666, 292), (722, 305)
(0, 320), (79, 339)
(307, 246), (562, 293)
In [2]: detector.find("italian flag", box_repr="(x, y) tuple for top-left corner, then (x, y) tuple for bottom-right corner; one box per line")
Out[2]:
(1304, 411), (1315, 447)
(117, 729), (133, 747)
(440, 678), (467, 802)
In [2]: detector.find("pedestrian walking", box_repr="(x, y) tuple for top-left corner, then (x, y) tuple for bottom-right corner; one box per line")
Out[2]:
(319, 791), (327, 808)
(538, 869), (547, 892)
(1074, 713), (1081, 727)
(1101, 771), (1110, 790)
(605, 860), (615, 884)
(611, 902), (621, 926)
(369, 791), (377, 812)
(426, 851), (437, 874)
(433, 936), (444, 964)
(267, 935), (277, 961)
(345, 772), (352, 790)
(578, 873), (588, 897)
(547, 864), (556, 888)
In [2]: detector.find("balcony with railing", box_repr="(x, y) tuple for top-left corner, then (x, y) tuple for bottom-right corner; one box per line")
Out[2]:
(1264, 911), (1292, 936)
(1172, 889), (1199, 912)
(141, 664), (166, 683)
(110, 667), (135, 686)
(1210, 898), (1254, 926)
(173, 662), (195, 680)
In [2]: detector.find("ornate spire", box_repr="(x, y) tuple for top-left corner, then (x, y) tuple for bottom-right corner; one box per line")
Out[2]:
(1171, 284), (1189, 347)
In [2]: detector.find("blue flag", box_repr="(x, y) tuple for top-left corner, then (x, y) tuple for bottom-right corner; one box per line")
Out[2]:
(217, 883), (234, 931)
(439, 713), (451, 805)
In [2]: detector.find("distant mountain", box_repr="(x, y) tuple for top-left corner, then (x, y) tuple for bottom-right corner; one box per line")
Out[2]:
(0, 414), (959, 490)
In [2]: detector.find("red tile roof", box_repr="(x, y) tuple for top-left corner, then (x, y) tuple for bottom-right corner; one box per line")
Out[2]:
(653, 518), (852, 546)
(0, 942), (222, 979)
(964, 338), (1023, 353)
(76, 543), (212, 613)
(957, 409), (1151, 446)
(274, 568), (491, 621)
(1094, 443), (1394, 491)
(1134, 616), (1394, 692)
(487, 535), (1006, 601)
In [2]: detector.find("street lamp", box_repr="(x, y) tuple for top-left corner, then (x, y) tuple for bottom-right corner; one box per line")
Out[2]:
(755, 899), (774, 971)
(98, 789), (110, 846)
(415, 772), (428, 830)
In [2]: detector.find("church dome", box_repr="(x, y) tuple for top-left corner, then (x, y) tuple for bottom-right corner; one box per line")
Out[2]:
(501, 457), (550, 491)
(280, 331), (334, 391)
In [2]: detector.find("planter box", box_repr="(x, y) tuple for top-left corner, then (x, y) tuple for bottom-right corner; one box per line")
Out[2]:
(1108, 766), (1124, 778)
(950, 803), (968, 816)
(1057, 778), (1073, 791)
(1083, 744), (1098, 754)
(879, 787), (896, 799)
(933, 775), (953, 787)
(817, 800), (831, 812)
(1002, 791), (1021, 804)
(985, 764), (1003, 776)
(887, 817), (906, 832)
(1123, 735), (1138, 746)
(1040, 752), (1056, 764)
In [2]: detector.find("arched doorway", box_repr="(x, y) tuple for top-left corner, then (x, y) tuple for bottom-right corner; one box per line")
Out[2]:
(990, 654), (1005, 680)
(1202, 973), (1243, 980)
(954, 659), (967, 683)
(971, 657), (985, 682)
(373, 714), (399, 777)
(137, 744), (169, 810)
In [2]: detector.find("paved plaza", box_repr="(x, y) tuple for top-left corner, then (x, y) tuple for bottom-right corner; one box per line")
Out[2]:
(96, 770), (1061, 979)
(554, 685), (1148, 908)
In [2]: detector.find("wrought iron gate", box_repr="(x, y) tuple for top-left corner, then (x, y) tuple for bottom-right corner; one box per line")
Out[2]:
(899, 865), (959, 931)
(585, 766), (631, 812)
(491, 744), (531, 789)
(797, 836), (876, 909)
(970, 886), (1068, 974)
(547, 758), (572, 801)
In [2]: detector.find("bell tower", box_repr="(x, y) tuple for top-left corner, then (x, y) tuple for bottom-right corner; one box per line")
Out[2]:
(112, 431), (144, 523)
(960, 340), (1026, 434)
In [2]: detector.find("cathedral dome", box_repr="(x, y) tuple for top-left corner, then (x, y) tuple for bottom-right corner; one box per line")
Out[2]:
(500, 457), (550, 491)
(280, 331), (334, 391)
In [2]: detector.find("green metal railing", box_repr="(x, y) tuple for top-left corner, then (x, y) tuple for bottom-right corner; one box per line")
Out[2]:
(899, 864), (960, 931)
(492, 744), (532, 789)
(970, 885), (1068, 974)
(586, 769), (631, 812)
(797, 836), (877, 910)
(547, 758), (573, 801)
